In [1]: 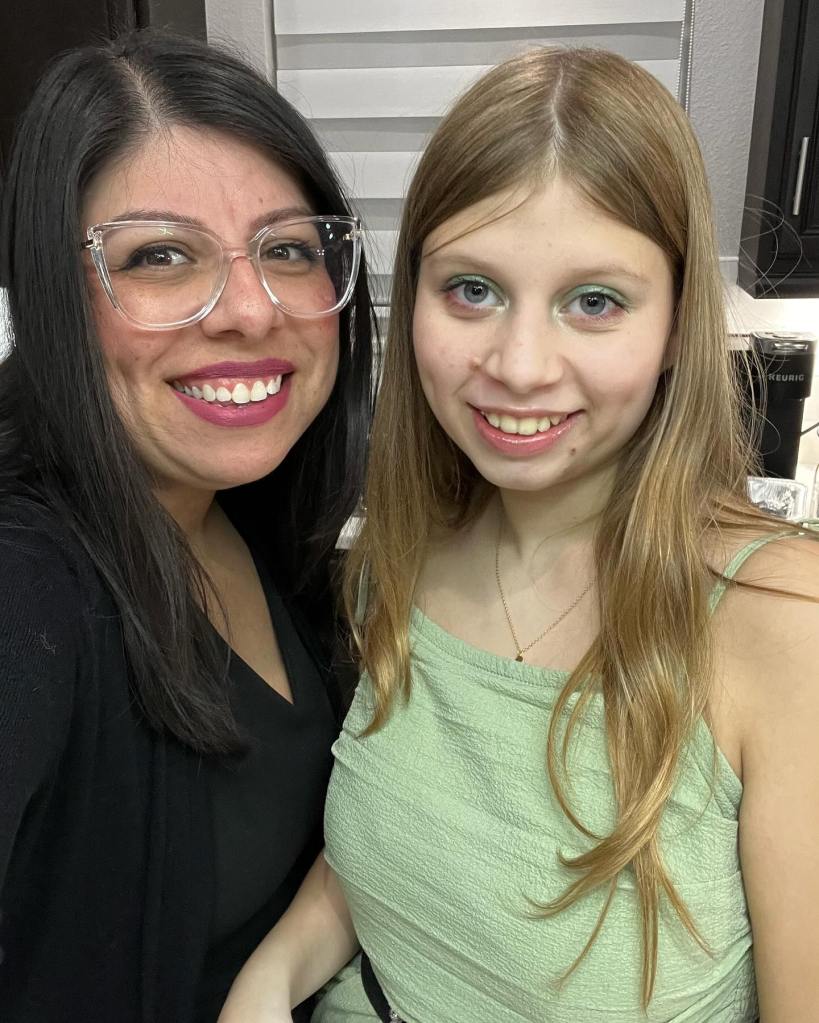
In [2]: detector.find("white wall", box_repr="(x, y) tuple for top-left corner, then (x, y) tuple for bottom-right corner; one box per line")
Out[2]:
(204, 0), (274, 75)
(687, 0), (767, 277)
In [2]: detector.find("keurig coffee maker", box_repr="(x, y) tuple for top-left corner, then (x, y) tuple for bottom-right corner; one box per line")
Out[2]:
(737, 332), (816, 479)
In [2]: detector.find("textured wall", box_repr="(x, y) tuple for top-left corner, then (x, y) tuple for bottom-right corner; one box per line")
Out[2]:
(204, 0), (274, 75)
(687, 0), (766, 270)
(203, 0), (765, 269)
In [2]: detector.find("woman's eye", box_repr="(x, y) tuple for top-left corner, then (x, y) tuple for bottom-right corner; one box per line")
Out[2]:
(123, 245), (191, 270)
(262, 242), (316, 263)
(563, 289), (626, 322)
(443, 277), (504, 313)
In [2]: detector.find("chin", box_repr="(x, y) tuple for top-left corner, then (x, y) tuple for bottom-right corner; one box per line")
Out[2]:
(175, 455), (290, 493)
(481, 469), (570, 493)
(217, 464), (287, 490)
(461, 447), (585, 494)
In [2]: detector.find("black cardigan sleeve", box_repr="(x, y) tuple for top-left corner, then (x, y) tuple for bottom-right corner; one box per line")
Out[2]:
(0, 515), (80, 890)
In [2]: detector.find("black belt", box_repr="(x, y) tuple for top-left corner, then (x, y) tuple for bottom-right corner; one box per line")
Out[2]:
(360, 951), (406, 1022)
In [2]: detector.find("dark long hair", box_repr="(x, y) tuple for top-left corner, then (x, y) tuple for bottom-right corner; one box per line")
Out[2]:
(0, 30), (376, 754)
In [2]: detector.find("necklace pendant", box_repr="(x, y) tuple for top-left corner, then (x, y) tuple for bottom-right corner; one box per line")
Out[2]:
(515, 653), (524, 662)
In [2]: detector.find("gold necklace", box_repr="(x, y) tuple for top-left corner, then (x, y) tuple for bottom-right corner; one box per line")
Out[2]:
(494, 517), (593, 662)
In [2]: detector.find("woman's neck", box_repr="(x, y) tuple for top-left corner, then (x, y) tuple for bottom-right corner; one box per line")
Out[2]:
(154, 481), (217, 552)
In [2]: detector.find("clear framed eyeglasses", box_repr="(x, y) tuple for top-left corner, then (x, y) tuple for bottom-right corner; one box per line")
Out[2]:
(81, 215), (362, 329)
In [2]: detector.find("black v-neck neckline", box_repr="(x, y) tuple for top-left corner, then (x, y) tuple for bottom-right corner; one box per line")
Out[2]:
(210, 544), (302, 710)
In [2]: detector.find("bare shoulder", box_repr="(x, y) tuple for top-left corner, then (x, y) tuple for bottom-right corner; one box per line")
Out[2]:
(714, 530), (819, 1019)
(730, 528), (819, 590)
(708, 529), (818, 772)
(712, 529), (819, 679)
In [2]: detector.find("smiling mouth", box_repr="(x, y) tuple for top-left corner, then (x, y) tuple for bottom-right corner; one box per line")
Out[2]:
(171, 375), (284, 406)
(478, 410), (571, 436)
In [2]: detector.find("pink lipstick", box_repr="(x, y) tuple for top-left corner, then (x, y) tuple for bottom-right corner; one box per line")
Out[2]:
(174, 358), (294, 383)
(472, 407), (579, 456)
(171, 374), (291, 428)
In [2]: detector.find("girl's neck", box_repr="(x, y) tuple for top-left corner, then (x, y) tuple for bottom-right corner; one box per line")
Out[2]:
(494, 463), (615, 565)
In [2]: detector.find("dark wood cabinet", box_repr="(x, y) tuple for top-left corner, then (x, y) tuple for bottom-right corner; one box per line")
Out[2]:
(0, 0), (207, 177)
(739, 0), (819, 297)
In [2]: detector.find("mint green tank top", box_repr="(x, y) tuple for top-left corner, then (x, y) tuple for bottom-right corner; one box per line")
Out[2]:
(314, 539), (777, 1023)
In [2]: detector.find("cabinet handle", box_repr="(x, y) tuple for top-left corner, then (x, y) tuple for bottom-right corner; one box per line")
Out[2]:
(792, 136), (810, 216)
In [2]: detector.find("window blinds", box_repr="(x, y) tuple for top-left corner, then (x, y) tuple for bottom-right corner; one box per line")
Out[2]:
(272, 0), (692, 305)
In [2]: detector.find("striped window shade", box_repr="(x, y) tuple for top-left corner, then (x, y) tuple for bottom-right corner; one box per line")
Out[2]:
(272, 0), (694, 306)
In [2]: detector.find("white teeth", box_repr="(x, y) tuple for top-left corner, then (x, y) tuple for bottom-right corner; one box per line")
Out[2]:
(232, 382), (251, 405)
(176, 377), (284, 405)
(483, 411), (571, 435)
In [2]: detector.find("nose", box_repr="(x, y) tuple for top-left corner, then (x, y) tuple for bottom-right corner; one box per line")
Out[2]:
(482, 305), (565, 394)
(199, 254), (286, 339)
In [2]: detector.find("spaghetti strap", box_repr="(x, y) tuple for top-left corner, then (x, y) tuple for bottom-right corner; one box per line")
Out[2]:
(708, 530), (796, 613)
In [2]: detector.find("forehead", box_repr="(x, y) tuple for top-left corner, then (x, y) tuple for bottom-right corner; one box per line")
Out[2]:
(422, 176), (668, 282)
(82, 125), (311, 233)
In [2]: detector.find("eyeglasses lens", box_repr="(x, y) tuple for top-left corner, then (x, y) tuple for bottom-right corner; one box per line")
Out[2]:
(257, 220), (356, 316)
(100, 224), (220, 327)
(99, 219), (356, 327)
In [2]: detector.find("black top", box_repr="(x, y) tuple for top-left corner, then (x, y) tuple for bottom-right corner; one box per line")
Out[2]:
(0, 493), (337, 1023)
(197, 554), (336, 1022)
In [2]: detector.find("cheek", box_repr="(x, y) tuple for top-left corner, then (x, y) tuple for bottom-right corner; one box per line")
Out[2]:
(413, 308), (467, 395)
(304, 320), (341, 396)
(90, 288), (179, 412)
(584, 328), (668, 407)
(92, 305), (137, 393)
(89, 282), (120, 359)
(319, 319), (341, 370)
(94, 312), (166, 389)
(413, 336), (454, 405)
(89, 278), (143, 372)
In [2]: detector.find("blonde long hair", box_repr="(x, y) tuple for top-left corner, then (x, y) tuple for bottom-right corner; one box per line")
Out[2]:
(345, 47), (794, 1005)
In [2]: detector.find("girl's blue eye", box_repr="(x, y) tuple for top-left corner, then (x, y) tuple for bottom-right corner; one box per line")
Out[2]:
(563, 288), (625, 320)
(443, 276), (504, 311)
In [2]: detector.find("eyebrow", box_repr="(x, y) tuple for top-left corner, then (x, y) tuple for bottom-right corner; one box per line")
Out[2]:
(424, 250), (651, 288)
(106, 206), (316, 233)
(569, 264), (652, 287)
(422, 251), (501, 279)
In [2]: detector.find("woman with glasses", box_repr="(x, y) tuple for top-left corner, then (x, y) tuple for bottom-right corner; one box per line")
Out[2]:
(221, 47), (818, 1023)
(0, 30), (373, 1023)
